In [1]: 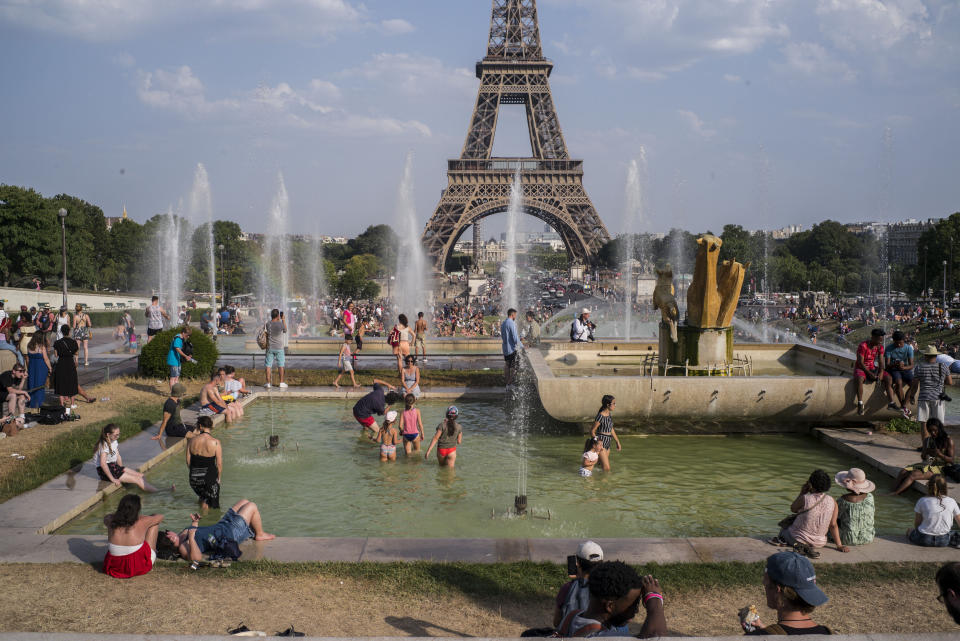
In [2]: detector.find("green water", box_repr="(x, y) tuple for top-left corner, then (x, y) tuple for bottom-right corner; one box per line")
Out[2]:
(59, 399), (917, 538)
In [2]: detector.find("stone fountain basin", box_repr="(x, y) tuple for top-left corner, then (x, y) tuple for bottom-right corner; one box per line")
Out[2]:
(531, 341), (902, 426)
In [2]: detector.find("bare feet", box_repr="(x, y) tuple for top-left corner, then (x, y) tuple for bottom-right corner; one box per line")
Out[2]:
(254, 532), (276, 541)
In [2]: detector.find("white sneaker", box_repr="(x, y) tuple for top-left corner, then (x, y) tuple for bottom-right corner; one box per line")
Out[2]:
(264, 383), (272, 388)
(279, 382), (288, 388)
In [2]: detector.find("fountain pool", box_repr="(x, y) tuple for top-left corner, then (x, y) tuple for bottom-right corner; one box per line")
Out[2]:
(58, 398), (915, 538)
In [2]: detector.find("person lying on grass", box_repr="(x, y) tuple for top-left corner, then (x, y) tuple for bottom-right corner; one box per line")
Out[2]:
(165, 499), (275, 562)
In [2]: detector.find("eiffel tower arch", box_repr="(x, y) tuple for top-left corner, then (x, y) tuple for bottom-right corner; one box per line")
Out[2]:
(422, 0), (610, 272)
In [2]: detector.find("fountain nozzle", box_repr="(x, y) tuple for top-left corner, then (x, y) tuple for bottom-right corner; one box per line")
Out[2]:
(268, 435), (280, 449)
(514, 494), (528, 515)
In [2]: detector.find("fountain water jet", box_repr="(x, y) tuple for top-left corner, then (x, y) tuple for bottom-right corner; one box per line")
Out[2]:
(621, 152), (646, 340)
(260, 173), (291, 319)
(502, 168), (522, 313)
(157, 207), (188, 316)
(310, 224), (326, 305)
(393, 152), (429, 317)
(188, 163), (216, 312)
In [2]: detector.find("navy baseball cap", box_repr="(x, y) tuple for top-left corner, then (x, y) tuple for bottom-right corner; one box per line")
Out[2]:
(766, 552), (828, 607)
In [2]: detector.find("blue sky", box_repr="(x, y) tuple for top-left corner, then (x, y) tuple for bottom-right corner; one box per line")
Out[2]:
(1, 0), (958, 238)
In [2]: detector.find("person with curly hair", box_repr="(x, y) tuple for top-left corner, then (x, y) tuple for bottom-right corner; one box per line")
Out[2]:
(555, 560), (667, 638)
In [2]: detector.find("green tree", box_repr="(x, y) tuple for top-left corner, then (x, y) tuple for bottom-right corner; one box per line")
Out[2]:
(916, 213), (960, 298)
(103, 218), (146, 291)
(719, 224), (762, 268)
(0, 185), (58, 287)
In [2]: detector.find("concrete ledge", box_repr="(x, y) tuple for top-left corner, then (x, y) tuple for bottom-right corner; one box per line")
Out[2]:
(0, 633), (953, 641)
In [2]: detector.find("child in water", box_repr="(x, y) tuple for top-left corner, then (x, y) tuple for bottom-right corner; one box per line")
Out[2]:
(377, 410), (399, 462)
(399, 394), (424, 455)
(580, 436), (602, 477)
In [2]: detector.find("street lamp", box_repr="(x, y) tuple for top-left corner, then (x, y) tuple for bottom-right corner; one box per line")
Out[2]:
(58, 208), (68, 307)
(944, 260), (948, 309)
(218, 244), (225, 308)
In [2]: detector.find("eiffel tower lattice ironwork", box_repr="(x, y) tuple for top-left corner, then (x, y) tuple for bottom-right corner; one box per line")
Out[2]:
(422, 0), (610, 272)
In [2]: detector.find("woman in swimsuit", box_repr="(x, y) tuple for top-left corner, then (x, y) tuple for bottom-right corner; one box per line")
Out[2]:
(72, 304), (92, 367)
(400, 355), (421, 398)
(400, 393), (424, 455)
(93, 423), (161, 492)
(425, 406), (463, 468)
(589, 395), (621, 472)
(392, 314), (413, 373)
(580, 436), (603, 477)
(186, 416), (222, 511)
(102, 494), (164, 578)
(376, 410), (399, 461)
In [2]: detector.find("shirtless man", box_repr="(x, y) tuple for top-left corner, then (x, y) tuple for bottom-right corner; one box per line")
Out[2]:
(198, 370), (240, 423)
(164, 499), (275, 562)
(414, 312), (428, 363)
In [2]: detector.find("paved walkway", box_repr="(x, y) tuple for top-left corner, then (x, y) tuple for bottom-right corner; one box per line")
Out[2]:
(0, 633), (951, 641)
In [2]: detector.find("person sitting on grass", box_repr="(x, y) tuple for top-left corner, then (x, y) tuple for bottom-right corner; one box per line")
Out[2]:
(768, 469), (848, 557)
(93, 423), (163, 492)
(555, 560), (666, 638)
(153, 382), (195, 440)
(936, 562), (960, 624)
(907, 474), (960, 547)
(891, 418), (954, 495)
(740, 551), (833, 635)
(0, 364), (29, 432)
(164, 499), (275, 562)
(103, 494), (164, 579)
(553, 541), (605, 631)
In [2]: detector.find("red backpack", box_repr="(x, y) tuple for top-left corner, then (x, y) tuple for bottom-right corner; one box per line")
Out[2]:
(388, 326), (401, 347)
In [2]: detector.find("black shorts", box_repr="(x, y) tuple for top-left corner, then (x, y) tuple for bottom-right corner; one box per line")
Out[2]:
(504, 352), (517, 365)
(147, 327), (162, 336)
(164, 423), (193, 438)
(355, 335), (363, 350)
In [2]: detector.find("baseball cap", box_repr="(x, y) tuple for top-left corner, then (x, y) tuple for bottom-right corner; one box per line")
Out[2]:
(385, 410), (398, 422)
(576, 540), (603, 562)
(766, 551), (828, 607)
(171, 383), (187, 397)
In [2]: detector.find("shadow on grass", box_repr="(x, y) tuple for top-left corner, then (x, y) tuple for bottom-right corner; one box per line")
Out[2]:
(384, 616), (474, 637)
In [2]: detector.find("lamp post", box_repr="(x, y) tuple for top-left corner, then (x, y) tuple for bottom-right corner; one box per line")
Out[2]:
(58, 208), (68, 307)
(944, 260), (948, 309)
(218, 244), (225, 309)
(886, 265), (892, 317)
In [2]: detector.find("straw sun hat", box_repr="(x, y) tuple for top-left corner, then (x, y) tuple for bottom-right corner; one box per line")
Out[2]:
(835, 468), (876, 494)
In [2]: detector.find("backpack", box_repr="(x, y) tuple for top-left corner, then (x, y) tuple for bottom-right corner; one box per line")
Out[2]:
(388, 326), (401, 347)
(570, 321), (578, 342)
(181, 339), (194, 357)
(256, 323), (269, 350)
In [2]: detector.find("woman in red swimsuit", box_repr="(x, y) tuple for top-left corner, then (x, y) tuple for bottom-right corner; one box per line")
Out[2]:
(102, 494), (164, 579)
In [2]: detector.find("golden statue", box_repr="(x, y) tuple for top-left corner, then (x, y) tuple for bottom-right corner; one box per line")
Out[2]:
(653, 266), (680, 342)
(686, 234), (750, 329)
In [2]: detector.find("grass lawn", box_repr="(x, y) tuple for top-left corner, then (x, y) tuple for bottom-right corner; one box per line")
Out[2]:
(0, 561), (951, 637)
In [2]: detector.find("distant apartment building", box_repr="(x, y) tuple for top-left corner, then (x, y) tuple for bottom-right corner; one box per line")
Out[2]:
(770, 225), (803, 240)
(888, 218), (938, 265)
(845, 221), (889, 237)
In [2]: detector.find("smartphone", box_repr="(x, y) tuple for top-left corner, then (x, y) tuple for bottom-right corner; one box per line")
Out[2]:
(566, 554), (578, 577)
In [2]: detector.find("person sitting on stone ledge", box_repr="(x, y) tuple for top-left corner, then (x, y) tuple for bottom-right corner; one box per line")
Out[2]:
(740, 551), (833, 635)
(906, 474), (960, 547)
(892, 418), (954, 495)
(165, 499), (275, 562)
(103, 494), (163, 579)
(937, 561), (960, 624)
(555, 560), (666, 638)
(768, 469), (848, 557)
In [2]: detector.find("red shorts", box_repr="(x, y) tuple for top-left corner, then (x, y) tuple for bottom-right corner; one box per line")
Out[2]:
(438, 447), (457, 457)
(854, 368), (890, 381)
(103, 541), (154, 579)
(354, 414), (376, 428)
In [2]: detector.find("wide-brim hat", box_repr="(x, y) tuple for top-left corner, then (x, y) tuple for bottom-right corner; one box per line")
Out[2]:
(835, 468), (875, 494)
(922, 345), (941, 356)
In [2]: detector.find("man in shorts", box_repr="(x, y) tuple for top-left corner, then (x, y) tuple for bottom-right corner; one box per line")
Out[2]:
(414, 311), (428, 362)
(152, 382), (195, 440)
(199, 370), (240, 423)
(352, 379), (400, 438)
(264, 308), (287, 389)
(167, 326), (195, 390)
(165, 499), (275, 562)
(884, 330), (914, 416)
(853, 327), (897, 416)
(913, 345), (953, 439)
(145, 296), (169, 343)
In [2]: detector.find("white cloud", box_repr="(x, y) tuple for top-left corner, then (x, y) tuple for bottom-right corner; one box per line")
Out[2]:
(342, 53), (476, 99)
(0, 0), (408, 41)
(677, 109), (717, 139)
(135, 65), (429, 138)
(815, 0), (932, 52)
(776, 42), (857, 83)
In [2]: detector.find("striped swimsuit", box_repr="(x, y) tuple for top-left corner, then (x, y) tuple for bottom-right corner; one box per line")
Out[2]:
(594, 412), (613, 450)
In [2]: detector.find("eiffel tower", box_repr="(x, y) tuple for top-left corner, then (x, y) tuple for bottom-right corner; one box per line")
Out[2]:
(422, 0), (610, 272)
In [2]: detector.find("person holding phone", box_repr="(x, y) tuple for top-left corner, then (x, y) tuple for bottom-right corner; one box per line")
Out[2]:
(553, 541), (605, 630)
